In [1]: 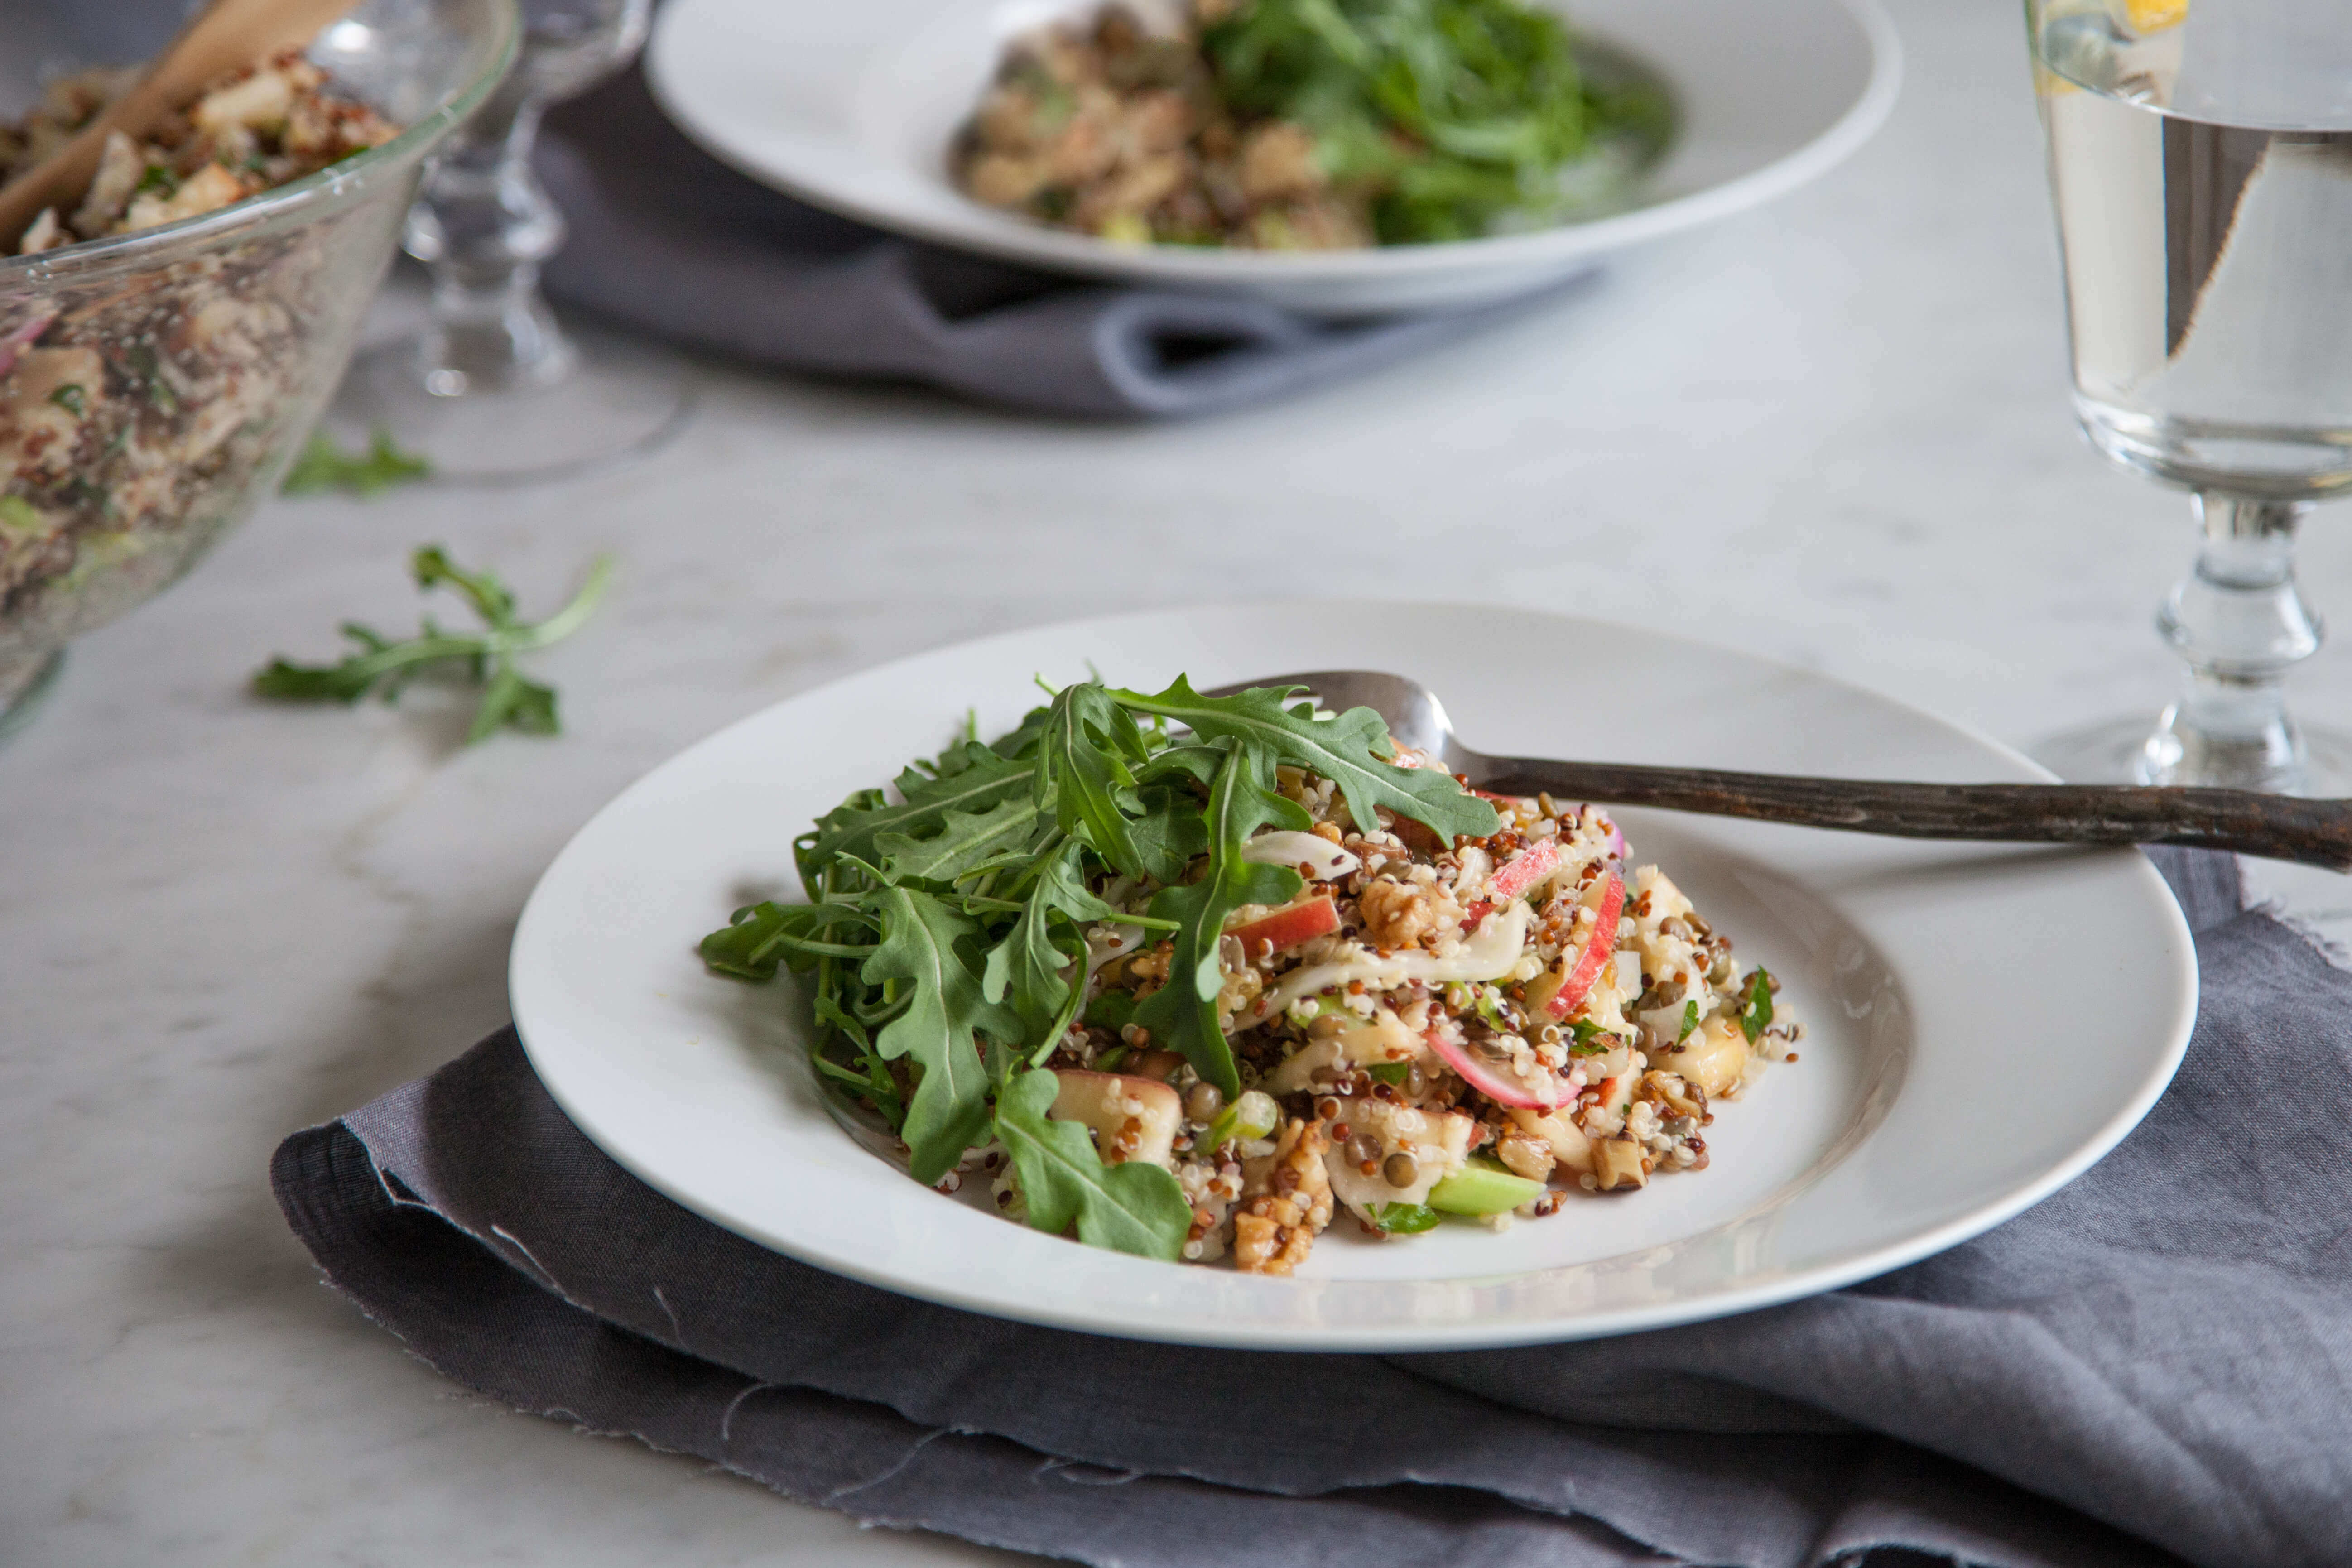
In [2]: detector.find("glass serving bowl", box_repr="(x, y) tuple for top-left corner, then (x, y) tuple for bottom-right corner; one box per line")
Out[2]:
(0, 0), (519, 735)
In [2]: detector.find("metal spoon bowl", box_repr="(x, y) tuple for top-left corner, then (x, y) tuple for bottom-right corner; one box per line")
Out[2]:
(1208, 669), (2352, 871)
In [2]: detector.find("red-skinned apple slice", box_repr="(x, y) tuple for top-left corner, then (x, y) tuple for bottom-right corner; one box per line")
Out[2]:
(1484, 839), (1560, 904)
(1544, 872), (1627, 1021)
(1228, 894), (1340, 957)
(1426, 1029), (1581, 1110)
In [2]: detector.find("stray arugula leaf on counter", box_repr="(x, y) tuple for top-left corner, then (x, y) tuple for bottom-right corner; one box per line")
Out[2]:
(281, 427), (432, 498)
(700, 677), (1503, 1259)
(252, 546), (613, 743)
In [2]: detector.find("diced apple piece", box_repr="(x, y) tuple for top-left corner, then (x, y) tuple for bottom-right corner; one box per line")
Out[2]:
(1540, 872), (1626, 1021)
(1651, 1014), (1749, 1098)
(1507, 1105), (1595, 1176)
(1049, 1070), (1181, 1169)
(1228, 894), (1340, 958)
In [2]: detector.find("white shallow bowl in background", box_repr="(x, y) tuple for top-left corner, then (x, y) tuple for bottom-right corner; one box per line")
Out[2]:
(508, 603), (2197, 1351)
(645, 0), (1900, 314)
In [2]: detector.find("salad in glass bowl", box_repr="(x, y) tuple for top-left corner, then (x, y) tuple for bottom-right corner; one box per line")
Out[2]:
(0, 0), (517, 734)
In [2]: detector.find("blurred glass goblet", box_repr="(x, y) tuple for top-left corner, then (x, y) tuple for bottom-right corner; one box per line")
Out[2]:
(2026, 0), (2352, 794)
(342, 0), (690, 482)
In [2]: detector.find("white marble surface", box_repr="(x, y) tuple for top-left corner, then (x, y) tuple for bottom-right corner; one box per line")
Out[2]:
(6, 0), (2350, 1561)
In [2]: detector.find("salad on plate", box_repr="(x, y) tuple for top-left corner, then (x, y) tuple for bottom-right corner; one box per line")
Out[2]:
(703, 678), (1797, 1274)
(950, 0), (1673, 249)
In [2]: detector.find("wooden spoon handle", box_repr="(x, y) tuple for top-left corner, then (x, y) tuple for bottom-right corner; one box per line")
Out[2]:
(0, 0), (361, 247)
(1474, 758), (2352, 871)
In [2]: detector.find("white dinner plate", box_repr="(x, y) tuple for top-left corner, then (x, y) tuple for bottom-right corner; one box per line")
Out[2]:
(510, 604), (2197, 1351)
(645, 0), (1901, 314)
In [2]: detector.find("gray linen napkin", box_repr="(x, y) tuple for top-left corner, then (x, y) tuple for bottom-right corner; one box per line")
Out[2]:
(270, 849), (2352, 1568)
(533, 70), (1585, 418)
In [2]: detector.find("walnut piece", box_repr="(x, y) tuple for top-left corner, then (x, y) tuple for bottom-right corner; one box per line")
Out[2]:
(1233, 1117), (1333, 1275)
(1357, 877), (1435, 950)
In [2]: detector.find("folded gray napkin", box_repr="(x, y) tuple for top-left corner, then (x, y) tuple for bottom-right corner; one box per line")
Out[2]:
(533, 70), (1583, 418)
(271, 849), (2352, 1568)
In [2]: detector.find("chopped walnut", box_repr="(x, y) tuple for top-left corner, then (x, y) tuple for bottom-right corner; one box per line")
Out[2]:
(1357, 877), (1436, 950)
(1592, 1136), (1649, 1192)
(1637, 1070), (1707, 1123)
(1233, 1117), (1332, 1275)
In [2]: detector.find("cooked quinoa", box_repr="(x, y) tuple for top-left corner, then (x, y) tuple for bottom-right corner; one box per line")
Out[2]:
(704, 679), (1799, 1276)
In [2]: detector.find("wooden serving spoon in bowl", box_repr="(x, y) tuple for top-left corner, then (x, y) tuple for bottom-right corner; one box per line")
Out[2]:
(0, 0), (364, 250)
(1207, 669), (2352, 871)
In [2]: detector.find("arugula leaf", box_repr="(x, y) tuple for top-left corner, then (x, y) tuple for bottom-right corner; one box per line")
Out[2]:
(1033, 683), (1151, 875)
(1110, 676), (1499, 846)
(982, 838), (1118, 1046)
(807, 741), (1034, 885)
(252, 547), (611, 743)
(863, 885), (1016, 1183)
(1126, 782), (1212, 886)
(1132, 740), (1305, 1097)
(1740, 967), (1775, 1045)
(701, 899), (875, 980)
(281, 426), (432, 498)
(992, 1068), (1190, 1258)
(877, 794), (1049, 886)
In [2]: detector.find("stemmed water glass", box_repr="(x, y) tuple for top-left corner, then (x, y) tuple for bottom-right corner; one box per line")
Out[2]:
(2026, 0), (2352, 794)
(342, 0), (690, 482)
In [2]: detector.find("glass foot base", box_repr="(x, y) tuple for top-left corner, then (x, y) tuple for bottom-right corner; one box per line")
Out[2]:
(2031, 713), (2352, 797)
(336, 322), (695, 486)
(0, 649), (65, 744)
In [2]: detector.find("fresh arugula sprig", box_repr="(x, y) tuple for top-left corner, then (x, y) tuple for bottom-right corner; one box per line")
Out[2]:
(253, 546), (612, 743)
(702, 676), (1502, 1260)
(281, 427), (432, 497)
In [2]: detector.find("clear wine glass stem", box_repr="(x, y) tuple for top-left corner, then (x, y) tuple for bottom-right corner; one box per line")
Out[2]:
(402, 82), (573, 397)
(2142, 494), (2325, 791)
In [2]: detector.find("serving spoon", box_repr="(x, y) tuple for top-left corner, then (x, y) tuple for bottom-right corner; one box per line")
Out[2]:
(1207, 669), (2352, 871)
(0, 0), (361, 250)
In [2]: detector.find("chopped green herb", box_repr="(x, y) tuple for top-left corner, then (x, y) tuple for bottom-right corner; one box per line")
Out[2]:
(1740, 967), (1775, 1045)
(1678, 1000), (1700, 1043)
(1366, 1060), (1412, 1087)
(125, 344), (177, 413)
(1369, 1202), (1442, 1234)
(0, 495), (40, 535)
(252, 546), (612, 744)
(47, 383), (85, 418)
(281, 427), (432, 498)
(134, 162), (179, 197)
(1568, 1019), (1616, 1056)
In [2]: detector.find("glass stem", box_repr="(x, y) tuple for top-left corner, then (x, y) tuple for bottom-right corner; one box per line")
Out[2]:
(403, 82), (571, 397)
(2144, 494), (2324, 791)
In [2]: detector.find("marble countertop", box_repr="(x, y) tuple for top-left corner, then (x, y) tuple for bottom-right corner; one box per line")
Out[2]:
(7, 0), (2348, 1560)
